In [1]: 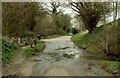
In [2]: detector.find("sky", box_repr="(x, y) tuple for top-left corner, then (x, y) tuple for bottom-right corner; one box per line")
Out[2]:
(60, 7), (77, 17)
(41, 2), (77, 17)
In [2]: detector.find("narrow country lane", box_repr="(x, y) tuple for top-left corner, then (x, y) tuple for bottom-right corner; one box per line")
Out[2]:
(2, 2), (119, 77)
(4, 36), (112, 76)
(28, 36), (112, 76)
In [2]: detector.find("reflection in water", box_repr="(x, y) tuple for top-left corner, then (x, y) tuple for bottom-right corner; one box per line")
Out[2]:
(75, 54), (79, 58)
(31, 36), (112, 76)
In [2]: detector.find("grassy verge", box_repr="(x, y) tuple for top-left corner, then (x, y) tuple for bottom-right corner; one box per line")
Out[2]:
(101, 61), (120, 76)
(71, 18), (120, 75)
(71, 18), (120, 54)
(24, 47), (35, 57)
(24, 41), (45, 57)
(72, 33), (120, 76)
(71, 26), (104, 53)
(1, 39), (45, 65)
(1, 39), (18, 65)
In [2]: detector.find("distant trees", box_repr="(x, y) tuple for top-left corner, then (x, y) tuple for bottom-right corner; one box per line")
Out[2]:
(40, 2), (71, 36)
(2, 2), (71, 38)
(34, 14), (57, 37)
(44, 2), (61, 15)
(56, 14), (71, 31)
(70, 2), (111, 33)
(34, 12), (71, 37)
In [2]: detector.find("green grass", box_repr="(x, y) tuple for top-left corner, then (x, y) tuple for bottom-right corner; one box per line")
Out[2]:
(101, 61), (120, 76)
(24, 41), (45, 57)
(24, 47), (35, 57)
(1, 39), (18, 65)
(71, 18), (120, 75)
(71, 18), (120, 53)
(71, 33), (102, 53)
(34, 41), (45, 52)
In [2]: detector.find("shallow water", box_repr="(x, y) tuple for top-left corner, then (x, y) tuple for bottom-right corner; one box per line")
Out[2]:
(2, 36), (112, 76)
(30, 36), (112, 76)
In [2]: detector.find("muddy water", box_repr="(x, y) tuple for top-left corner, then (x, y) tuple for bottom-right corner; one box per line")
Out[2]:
(2, 36), (112, 76)
(30, 36), (112, 76)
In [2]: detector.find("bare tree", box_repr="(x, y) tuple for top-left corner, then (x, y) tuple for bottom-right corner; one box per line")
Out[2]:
(70, 2), (111, 33)
(42, 2), (62, 15)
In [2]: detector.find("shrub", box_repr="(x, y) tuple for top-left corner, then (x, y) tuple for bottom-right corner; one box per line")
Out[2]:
(1, 39), (18, 65)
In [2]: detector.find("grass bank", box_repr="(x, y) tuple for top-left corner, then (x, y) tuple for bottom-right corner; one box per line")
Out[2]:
(71, 18), (120, 76)
(24, 41), (45, 57)
(101, 61), (120, 76)
(1, 39), (19, 65)
(71, 34), (120, 76)
(1, 39), (45, 65)
(71, 18), (120, 54)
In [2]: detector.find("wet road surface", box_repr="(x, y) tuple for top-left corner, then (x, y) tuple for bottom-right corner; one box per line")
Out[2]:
(2, 36), (112, 76)
(30, 36), (112, 76)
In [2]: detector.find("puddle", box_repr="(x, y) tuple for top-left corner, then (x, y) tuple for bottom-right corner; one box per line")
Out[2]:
(3, 36), (113, 76)
(55, 46), (70, 50)
(47, 52), (59, 57)
(63, 54), (75, 59)
(31, 36), (113, 76)
(54, 57), (63, 61)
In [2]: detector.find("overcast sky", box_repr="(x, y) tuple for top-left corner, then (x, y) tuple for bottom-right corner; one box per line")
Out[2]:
(41, 2), (77, 18)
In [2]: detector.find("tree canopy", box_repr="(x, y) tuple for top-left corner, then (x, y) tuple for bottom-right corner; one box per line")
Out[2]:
(2, 2), (46, 37)
(2, 2), (71, 38)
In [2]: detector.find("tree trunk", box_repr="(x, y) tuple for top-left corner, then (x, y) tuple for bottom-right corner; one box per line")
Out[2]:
(84, 17), (98, 33)
(86, 22), (96, 33)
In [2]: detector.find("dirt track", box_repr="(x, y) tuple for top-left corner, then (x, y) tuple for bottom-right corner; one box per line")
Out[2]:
(2, 36), (112, 76)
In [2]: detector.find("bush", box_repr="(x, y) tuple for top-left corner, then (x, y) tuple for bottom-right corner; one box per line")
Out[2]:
(1, 39), (18, 65)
